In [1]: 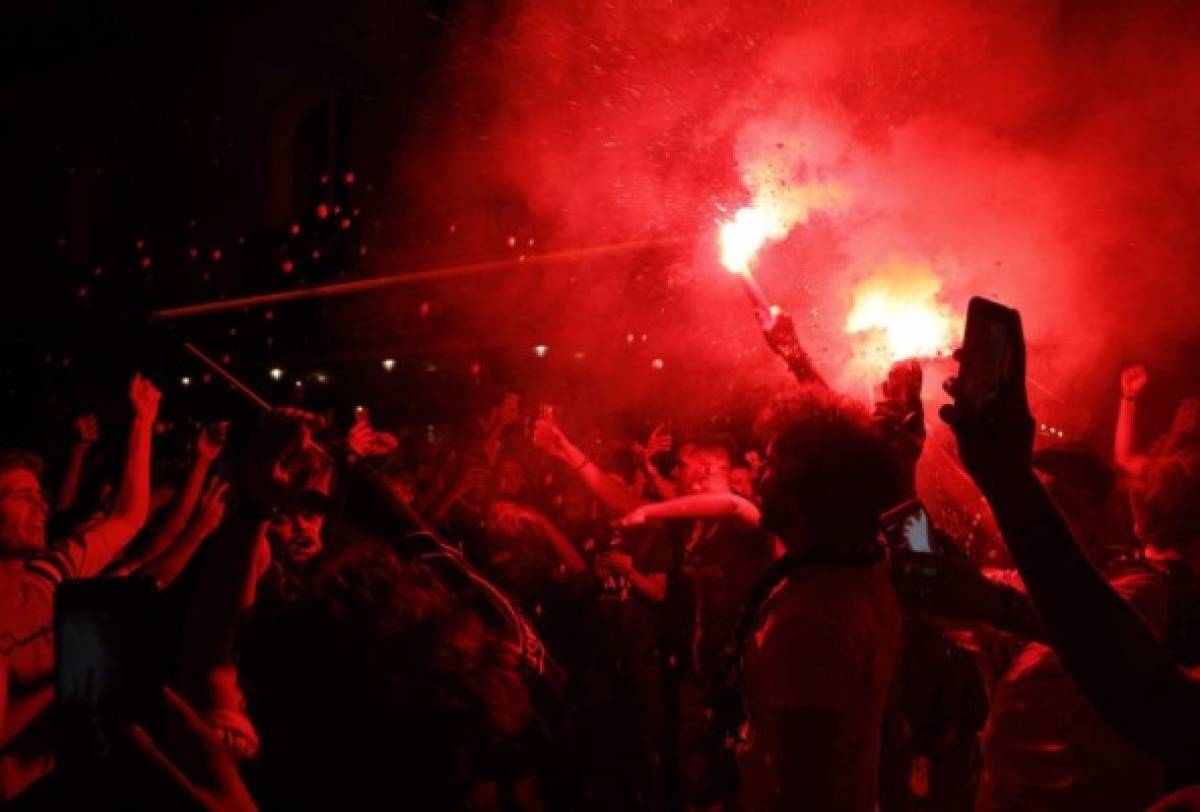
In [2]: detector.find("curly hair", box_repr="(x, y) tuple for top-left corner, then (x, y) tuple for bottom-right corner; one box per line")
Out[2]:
(243, 537), (535, 809)
(757, 385), (903, 552)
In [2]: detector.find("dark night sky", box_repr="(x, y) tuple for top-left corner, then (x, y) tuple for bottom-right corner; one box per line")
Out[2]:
(1, 0), (1198, 456)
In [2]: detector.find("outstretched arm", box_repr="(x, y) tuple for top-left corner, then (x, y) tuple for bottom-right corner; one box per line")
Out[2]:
(616, 492), (760, 529)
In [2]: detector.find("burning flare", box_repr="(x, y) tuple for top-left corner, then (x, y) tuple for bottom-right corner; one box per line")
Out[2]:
(718, 157), (848, 275)
(845, 259), (959, 372)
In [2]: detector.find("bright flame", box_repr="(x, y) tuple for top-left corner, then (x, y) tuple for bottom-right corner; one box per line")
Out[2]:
(845, 259), (959, 373)
(719, 207), (780, 275)
(718, 156), (848, 275)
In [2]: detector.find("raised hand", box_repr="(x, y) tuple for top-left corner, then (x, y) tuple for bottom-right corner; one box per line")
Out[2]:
(483, 392), (521, 433)
(74, 415), (100, 446)
(940, 335), (1035, 495)
(1120, 364), (1149, 400)
(532, 419), (571, 458)
(193, 478), (230, 537)
(347, 416), (400, 457)
(644, 423), (673, 458)
(197, 422), (229, 463)
(613, 506), (649, 528)
(130, 374), (162, 422)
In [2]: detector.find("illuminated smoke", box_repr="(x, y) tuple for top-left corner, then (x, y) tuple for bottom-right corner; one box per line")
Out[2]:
(718, 153), (848, 275)
(395, 0), (1200, 431)
(845, 259), (960, 377)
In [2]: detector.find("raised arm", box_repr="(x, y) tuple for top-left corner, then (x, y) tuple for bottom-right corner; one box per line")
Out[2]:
(74, 375), (160, 576)
(141, 477), (229, 589)
(56, 415), (98, 512)
(123, 423), (225, 574)
(480, 393), (520, 466)
(615, 492), (761, 529)
(634, 423), (677, 499)
(532, 419), (640, 515)
(945, 338), (1200, 776)
(763, 311), (827, 388)
(1115, 364), (1149, 476)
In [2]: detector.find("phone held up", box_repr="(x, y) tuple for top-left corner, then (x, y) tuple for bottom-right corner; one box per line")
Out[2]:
(879, 499), (934, 555)
(956, 296), (1024, 417)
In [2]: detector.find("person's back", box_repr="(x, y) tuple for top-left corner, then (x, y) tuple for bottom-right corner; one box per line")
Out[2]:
(740, 386), (905, 812)
(739, 560), (901, 812)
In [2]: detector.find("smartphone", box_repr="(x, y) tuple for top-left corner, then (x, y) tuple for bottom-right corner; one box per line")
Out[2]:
(56, 577), (166, 779)
(880, 499), (933, 554)
(958, 297), (1022, 413)
(538, 403), (560, 425)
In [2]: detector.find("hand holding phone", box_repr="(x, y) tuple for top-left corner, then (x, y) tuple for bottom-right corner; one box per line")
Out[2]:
(940, 296), (1035, 492)
(955, 297), (1023, 416)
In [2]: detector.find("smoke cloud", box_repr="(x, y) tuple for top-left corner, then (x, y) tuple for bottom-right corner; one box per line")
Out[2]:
(394, 0), (1200, 435)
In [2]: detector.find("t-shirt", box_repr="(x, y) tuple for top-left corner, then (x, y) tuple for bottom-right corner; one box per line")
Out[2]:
(0, 536), (106, 801)
(738, 561), (902, 812)
(976, 565), (1168, 812)
(682, 519), (775, 681)
(582, 522), (673, 660)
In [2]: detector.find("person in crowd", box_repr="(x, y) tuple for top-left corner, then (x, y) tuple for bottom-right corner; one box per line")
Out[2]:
(1133, 452), (1200, 666)
(941, 313), (1200, 796)
(574, 517), (673, 811)
(1115, 365), (1200, 667)
(1114, 363), (1200, 477)
(0, 374), (161, 800)
(736, 385), (904, 812)
(617, 438), (773, 809)
(895, 441), (1168, 811)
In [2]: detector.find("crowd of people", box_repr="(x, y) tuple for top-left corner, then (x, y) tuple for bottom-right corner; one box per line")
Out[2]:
(2, 307), (1200, 811)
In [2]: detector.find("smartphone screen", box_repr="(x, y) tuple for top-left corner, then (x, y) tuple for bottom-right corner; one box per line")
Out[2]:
(958, 297), (1020, 411)
(880, 500), (933, 554)
(56, 577), (165, 778)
